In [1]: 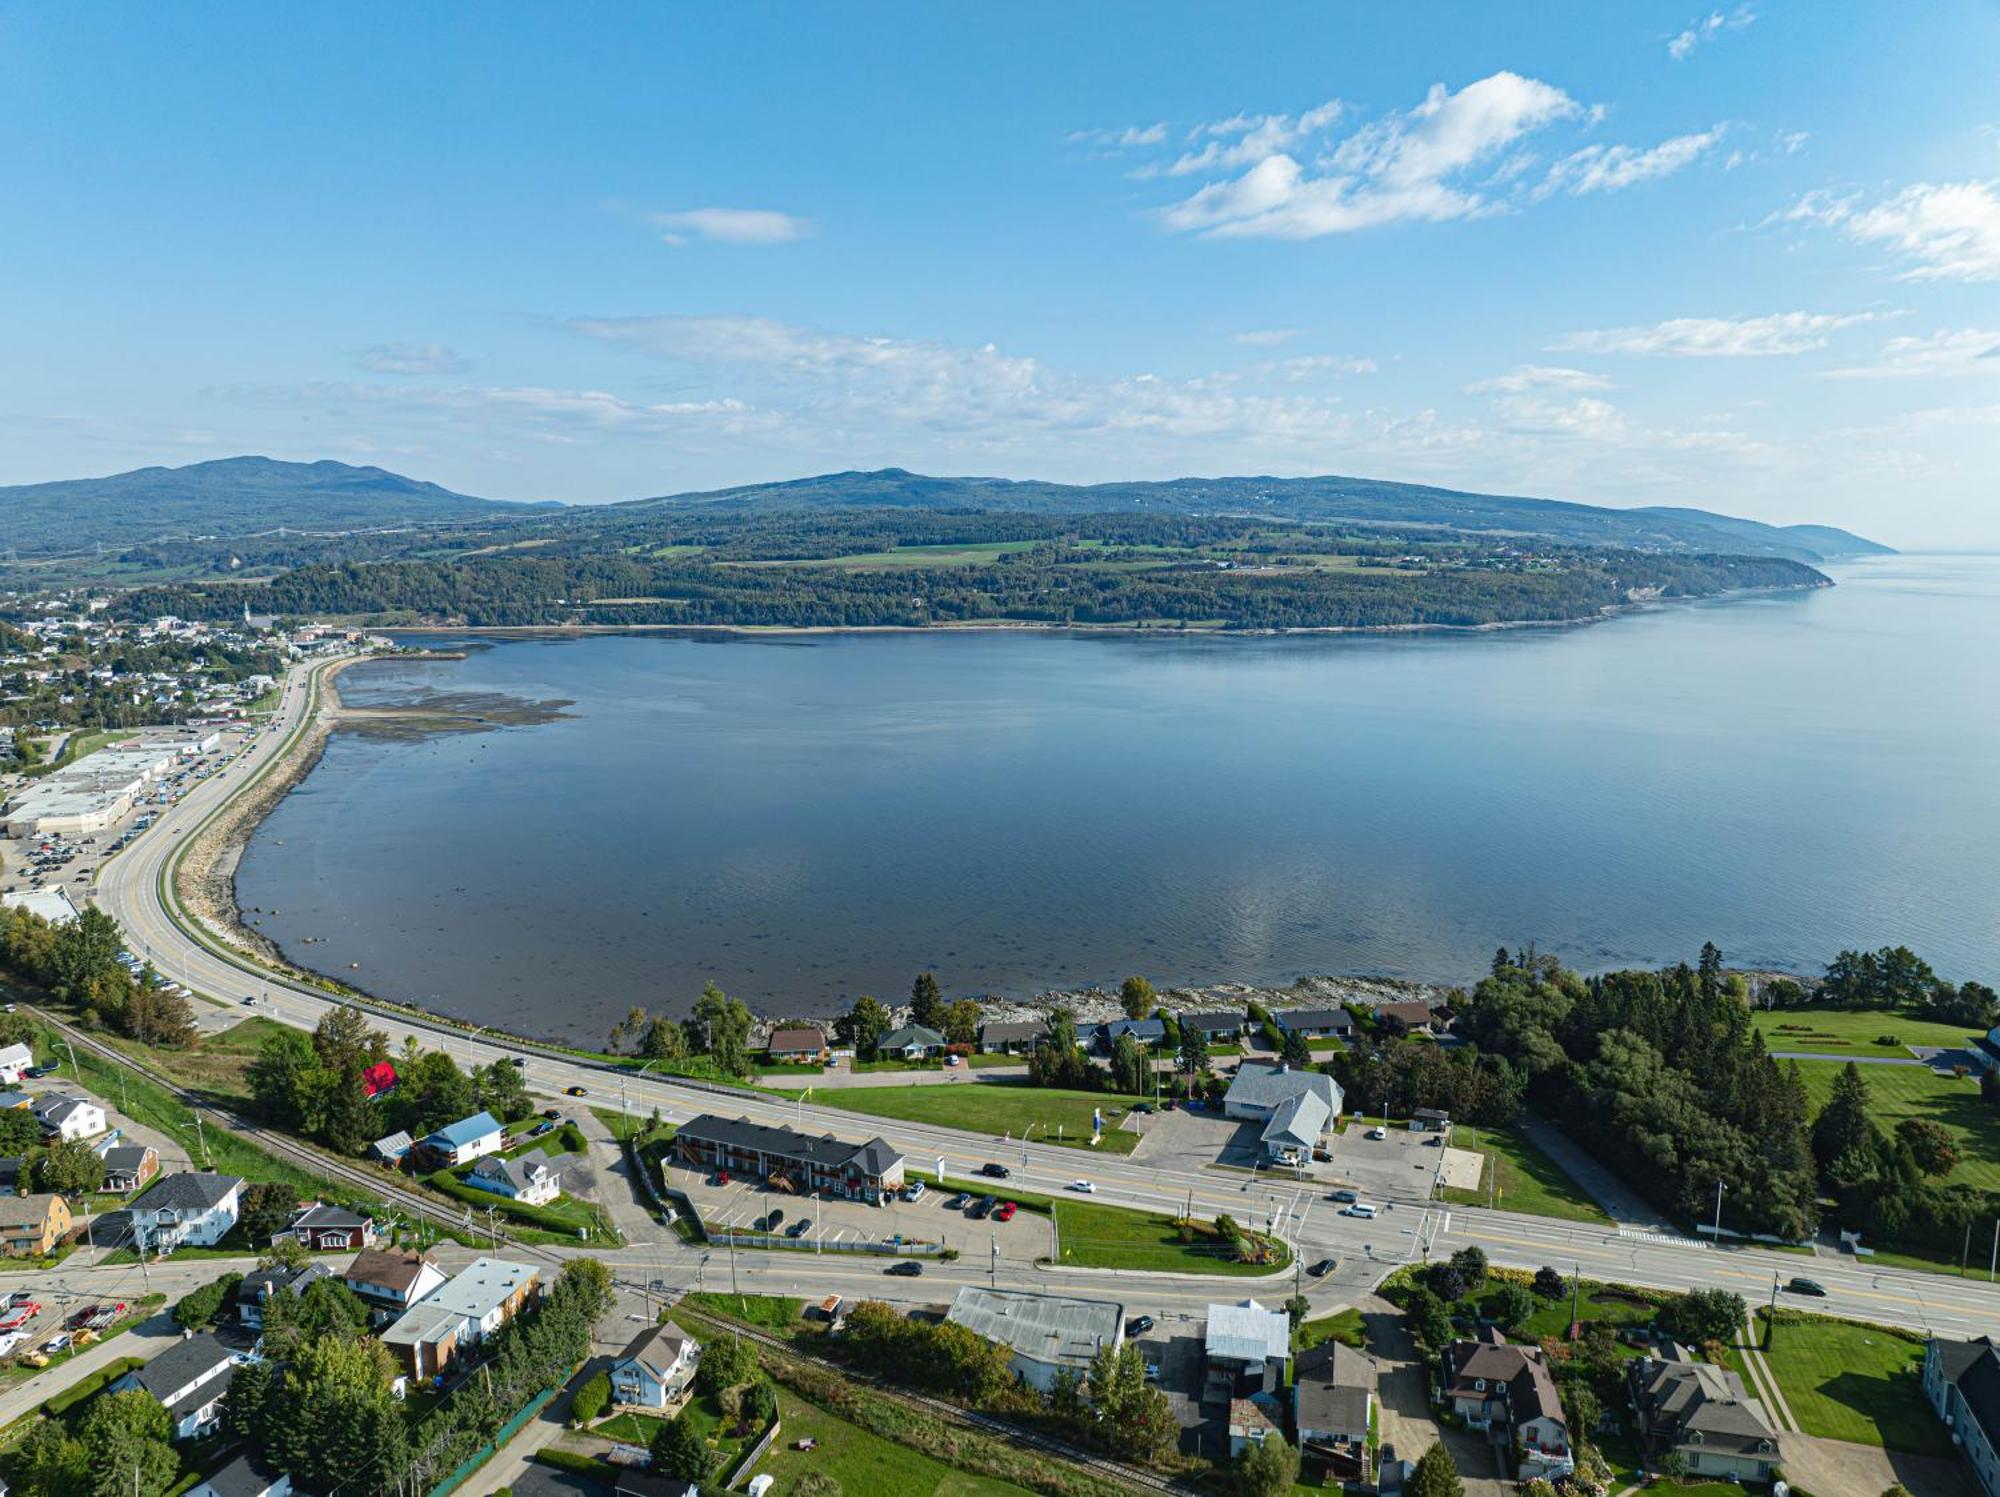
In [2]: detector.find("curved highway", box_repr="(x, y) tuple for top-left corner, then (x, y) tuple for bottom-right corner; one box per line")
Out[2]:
(85, 656), (2000, 1336)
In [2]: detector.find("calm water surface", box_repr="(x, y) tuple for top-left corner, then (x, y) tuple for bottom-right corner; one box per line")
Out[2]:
(234, 554), (2000, 1041)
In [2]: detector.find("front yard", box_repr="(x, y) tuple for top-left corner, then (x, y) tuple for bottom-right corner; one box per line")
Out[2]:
(1436, 1123), (1611, 1225)
(1752, 1309), (1950, 1456)
(810, 1081), (1147, 1155)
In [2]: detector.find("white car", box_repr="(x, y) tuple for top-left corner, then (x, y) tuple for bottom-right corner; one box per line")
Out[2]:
(0, 1331), (24, 1356)
(1366, 1126), (1388, 1140)
(1068, 1180), (1096, 1194)
(1341, 1202), (1379, 1219)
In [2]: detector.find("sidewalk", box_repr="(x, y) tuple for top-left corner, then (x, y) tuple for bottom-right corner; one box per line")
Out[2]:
(1511, 1114), (1676, 1232)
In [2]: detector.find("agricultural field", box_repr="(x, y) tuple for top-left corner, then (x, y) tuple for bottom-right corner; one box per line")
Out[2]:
(1795, 1060), (2000, 1191)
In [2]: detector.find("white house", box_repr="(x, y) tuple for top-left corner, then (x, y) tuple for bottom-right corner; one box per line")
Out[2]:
(126, 1172), (243, 1252)
(465, 1152), (563, 1206)
(31, 1094), (107, 1143)
(112, 1330), (242, 1440)
(0, 1044), (32, 1087)
(611, 1321), (702, 1408)
(186, 1453), (291, 1497)
(1926, 1336), (2000, 1497)
(380, 1257), (539, 1381)
(420, 1111), (505, 1168)
(1221, 1064), (1343, 1166)
(342, 1246), (449, 1324)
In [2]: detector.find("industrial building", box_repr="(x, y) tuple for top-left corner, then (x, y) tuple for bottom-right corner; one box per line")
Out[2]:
(944, 1287), (1125, 1393)
(2, 741), (179, 836)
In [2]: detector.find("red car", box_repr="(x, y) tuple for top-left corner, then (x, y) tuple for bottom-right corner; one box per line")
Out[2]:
(995, 1202), (1018, 1223)
(716, 1171), (731, 1186)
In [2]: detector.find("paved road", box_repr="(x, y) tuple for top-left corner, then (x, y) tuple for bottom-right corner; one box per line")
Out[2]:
(74, 654), (2000, 1346)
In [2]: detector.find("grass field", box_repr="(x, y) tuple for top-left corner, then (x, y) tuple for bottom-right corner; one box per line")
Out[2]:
(1752, 1009), (1980, 1057)
(1297, 1309), (1367, 1352)
(684, 1291), (804, 1330)
(1051, 1198), (1289, 1275)
(1794, 1060), (2000, 1190)
(813, 1081), (1146, 1155)
(96, 1014), (293, 1107)
(779, 540), (1045, 570)
(1754, 1310), (1949, 1455)
(754, 1385), (1038, 1497)
(1437, 1124), (1611, 1225)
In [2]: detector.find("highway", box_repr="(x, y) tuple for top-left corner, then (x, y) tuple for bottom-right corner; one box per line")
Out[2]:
(82, 653), (2000, 1341)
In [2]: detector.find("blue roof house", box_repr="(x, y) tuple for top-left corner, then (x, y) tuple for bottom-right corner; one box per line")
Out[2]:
(421, 1111), (505, 1168)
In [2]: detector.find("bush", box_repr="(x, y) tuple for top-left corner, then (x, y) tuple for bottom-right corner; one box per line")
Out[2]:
(173, 1271), (244, 1331)
(557, 1121), (586, 1153)
(43, 1356), (146, 1416)
(531, 1449), (607, 1478)
(569, 1370), (610, 1426)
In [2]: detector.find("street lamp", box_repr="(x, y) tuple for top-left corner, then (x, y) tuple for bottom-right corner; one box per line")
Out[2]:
(620, 1059), (664, 1139)
(464, 1025), (487, 1072)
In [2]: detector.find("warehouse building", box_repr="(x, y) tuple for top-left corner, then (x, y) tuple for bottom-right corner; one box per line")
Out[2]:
(945, 1287), (1125, 1393)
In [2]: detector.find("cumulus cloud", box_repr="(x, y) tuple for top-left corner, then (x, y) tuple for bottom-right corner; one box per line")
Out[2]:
(1552, 311), (1884, 357)
(651, 207), (810, 246)
(1539, 126), (1727, 196)
(1464, 365), (1614, 394)
(1230, 329), (1301, 347)
(356, 342), (467, 375)
(1119, 74), (1720, 239)
(1068, 122), (1168, 149)
(1824, 328), (2000, 379)
(1790, 181), (2000, 282)
(1668, 5), (1755, 60)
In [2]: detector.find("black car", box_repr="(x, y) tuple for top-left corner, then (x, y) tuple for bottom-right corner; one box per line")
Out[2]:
(1785, 1277), (1827, 1297)
(1125, 1315), (1155, 1336)
(786, 1219), (812, 1238)
(508, 1056), (526, 1068)
(541, 1107), (561, 1120)
(885, 1260), (924, 1276)
(764, 1209), (785, 1232)
(968, 1196), (996, 1220)
(1308, 1258), (1337, 1278)
(979, 1162), (1011, 1178)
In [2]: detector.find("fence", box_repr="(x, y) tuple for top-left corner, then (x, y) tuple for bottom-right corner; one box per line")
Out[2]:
(724, 1415), (783, 1489)
(708, 1231), (943, 1256)
(424, 1381), (563, 1497)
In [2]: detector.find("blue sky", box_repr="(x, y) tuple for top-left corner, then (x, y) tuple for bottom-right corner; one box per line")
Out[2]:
(3, 3), (1998, 544)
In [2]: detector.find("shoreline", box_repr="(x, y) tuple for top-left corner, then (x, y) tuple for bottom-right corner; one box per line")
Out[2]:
(364, 576), (1829, 643)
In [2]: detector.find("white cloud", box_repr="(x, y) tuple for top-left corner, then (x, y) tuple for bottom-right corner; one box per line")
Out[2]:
(1262, 353), (1378, 379)
(1540, 126), (1727, 196)
(1668, 5), (1755, 60)
(1230, 329), (1301, 347)
(1824, 328), (2000, 379)
(356, 342), (466, 375)
(1068, 122), (1168, 150)
(1465, 365), (1614, 394)
(1791, 181), (2000, 282)
(1159, 101), (1344, 178)
(1155, 72), (1580, 239)
(1552, 311), (1884, 357)
(650, 207), (810, 246)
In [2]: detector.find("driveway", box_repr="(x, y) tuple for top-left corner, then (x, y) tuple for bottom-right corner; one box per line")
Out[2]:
(1780, 1436), (1974, 1497)
(1361, 1295), (1508, 1497)
(1510, 1114), (1674, 1231)
(566, 1104), (680, 1246)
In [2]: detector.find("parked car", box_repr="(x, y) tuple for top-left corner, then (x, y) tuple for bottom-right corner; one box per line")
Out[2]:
(763, 1209), (785, 1232)
(979, 1162), (1011, 1179)
(786, 1219), (812, 1238)
(0, 1304), (40, 1332)
(968, 1196), (996, 1220)
(1366, 1126), (1388, 1140)
(902, 1181), (926, 1202)
(1308, 1258), (1337, 1278)
(945, 1192), (971, 1210)
(530, 1120), (555, 1137)
(945, 1054), (961, 1067)
(995, 1202), (1019, 1223)
(0, 1331), (24, 1357)
(1126, 1315), (1155, 1336)
(0, 1291), (34, 1310)
(715, 1171), (732, 1186)
(1785, 1277), (1828, 1297)
(541, 1106), (562, 1120)
(886, 1260), (924, 1277)
(65, 1305), (101, 1331)
(1131, 1103), (1154, 1114)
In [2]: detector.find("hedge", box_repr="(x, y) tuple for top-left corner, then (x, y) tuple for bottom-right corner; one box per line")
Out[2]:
(43, 1355), (147, 1417)
(531, 1449), (610, 1477)
(424, 1168), (618, 1241)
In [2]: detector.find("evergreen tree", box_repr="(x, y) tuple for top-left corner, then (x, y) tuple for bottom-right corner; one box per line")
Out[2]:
(910, 971), (944, 1029)
(1120, 975), (1156, 1020)
(1409, 1443), (1464, 1497)
(1280, 1026), (1313, 1067)
(1813, 1062), (1875, 1173)
(652, 1412), (714, 1482)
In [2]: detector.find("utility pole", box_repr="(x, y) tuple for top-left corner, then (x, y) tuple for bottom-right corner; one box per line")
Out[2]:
(1990, 1219), (1997, 1283)
(990, 1233), (998, 1289)
(1712, 1178), (1725, 1245)
(1569, 1261), (1581, 1337)
(1963, 1218), (1974, 1274)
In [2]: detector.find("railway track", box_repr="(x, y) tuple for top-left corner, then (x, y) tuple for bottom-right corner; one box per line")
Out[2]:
(679, 1307), (1195, 1495)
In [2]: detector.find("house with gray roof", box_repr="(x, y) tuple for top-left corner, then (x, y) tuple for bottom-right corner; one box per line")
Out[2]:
(1629, 1352), (1781, 1483)
(1179, 1011), (1247, 1039)
(112, 1330), (242, 1439)
(1222, 1063), (1343, 1165)
(465, 1151), (563, 1206)
(98, 1143), (159, 1194)
(978, 1020), (1049, 1053)
(1275, 1007), (1356, 1040)
(674, 1113), (905, 1203)
(1446, 1327), (1573, 1481)
(127, 1171), (243, 1251)
(1925, 1337), (2000, 1497)
(1295, 1338), (1377, 1452)
(947, 1287), (1125, 1393)
(877, 1024), (946, 1059)
(1205, 1299), (1291, 1398)
(187, 1452), (291, 1497)
(1095, 1018), (1166, 1052)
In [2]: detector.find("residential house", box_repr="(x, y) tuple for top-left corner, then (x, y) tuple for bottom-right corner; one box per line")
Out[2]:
(342, 1245), (449, 1325)
(419, 1111), (504, 1169)
(112, 1330), (241, 1439)
(611, 1320), (702, 1409)
(764, 1026), (828, 1064)
(1228, 1397), (1283, 1457)
(1628, 1353), (1782, 1483)
(361, 1062), (398, 1100)
(1295, 1339), (1377, 1456)
(1443, 1328), (1573, 1481)
(0, 1043), (31, 1086)
(1205, 1300), (1291, 1399)
(0, 1192), (71, 1257)
(675, 1113), (906, 1203)
(465, 1152), (563, 1207)
(98, 1144), (160, 1194)
(615, 1474), (701, 1497)
(1179, 1011), (1247, 1043)
(380, 1257), (540, 1381)
(0, 1157), (22, 1196)
(369, 1130), (413, 1166)
(275, 1201), (379, 1251)
(876, 1024), (946, 1060)
(32, 1094), (106, 1142)
(977, 1020), (1048, 1054)
(944, 1287), (1125, 1394)
(236, 1260), (332, 1329)
(1924, 1337), (2000, 1497)
(127, 1171), (244, 1252)
(1222, 1063), (1344, 1166)
(1375, 1001), (1443, 1034)
(1095, 1018), (1166, 1053)
(1274, 1008), (1356, 1041)
(0, 1091), (30, 1112)
(186, 1453), (292, 1497)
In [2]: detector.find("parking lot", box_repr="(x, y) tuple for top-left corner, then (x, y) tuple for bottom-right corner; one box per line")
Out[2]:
(664, 1160), (1053, 1262)
(1323, 1122), (1448, 1207)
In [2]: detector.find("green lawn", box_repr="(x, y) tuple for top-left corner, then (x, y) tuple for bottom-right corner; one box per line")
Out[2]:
(813, 1081), (1145, 1155)
(1296, 1309), (1366, 1352)
(1795, 1060), (2000, 1190)
(1752, 1009), (1982, 1057)
(1437, 1124), (1612, 1225)
(752, 1385), (1037, 1497)
(1754, 1310), (1950, 1455)
(684, 1291), (804, 1331)
(782, 539), (1046, 571)
(1053, 1199), (1288, 1275)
